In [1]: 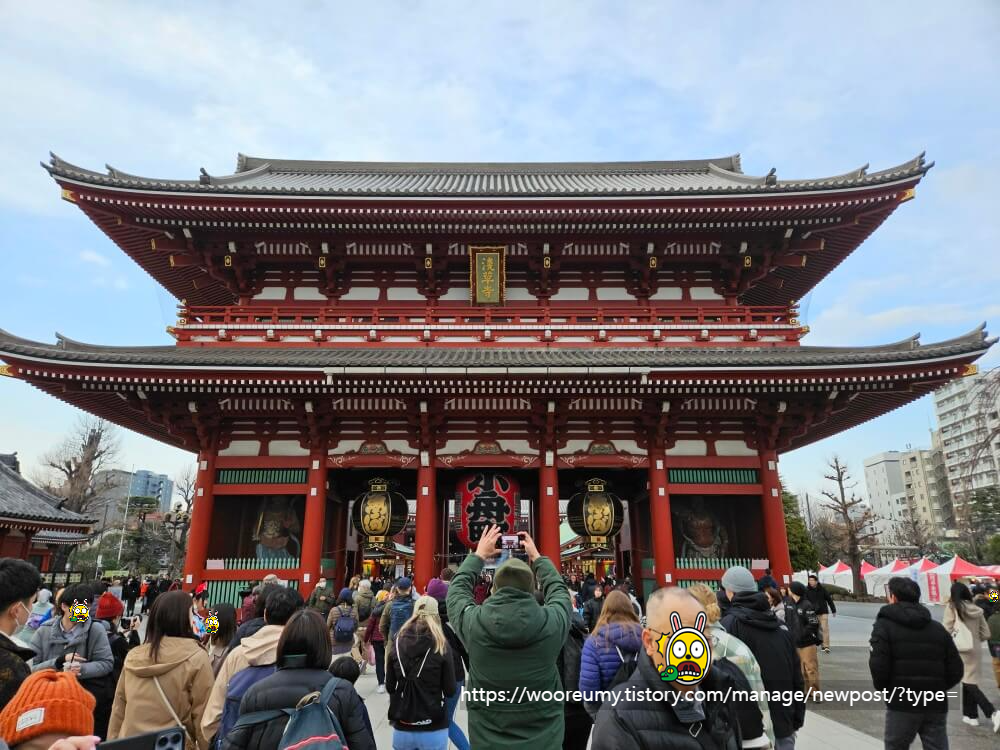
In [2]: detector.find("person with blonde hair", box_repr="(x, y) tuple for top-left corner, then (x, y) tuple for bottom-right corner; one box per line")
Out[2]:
(579, 590), (641, 718)
(688, 583), (773, 748)
(386, 595), (456, 750)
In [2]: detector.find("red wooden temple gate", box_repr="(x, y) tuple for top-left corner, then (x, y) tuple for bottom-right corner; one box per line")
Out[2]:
(0, 152), (992, 602)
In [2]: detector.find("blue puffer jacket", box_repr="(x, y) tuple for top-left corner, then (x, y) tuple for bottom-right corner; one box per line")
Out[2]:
(579, 621), (643, 694)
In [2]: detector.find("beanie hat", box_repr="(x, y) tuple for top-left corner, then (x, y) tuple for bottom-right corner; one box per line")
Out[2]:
(396, 576), (412, 591)
(426, 578), (449, 602)
(95, 591), (124, 620)
(0, 671), (95, 746)
(720, 566), (757, 595)
(338, 588), (353, 603)
(493, 558), (535, 593)
(789, 581), (807, 598)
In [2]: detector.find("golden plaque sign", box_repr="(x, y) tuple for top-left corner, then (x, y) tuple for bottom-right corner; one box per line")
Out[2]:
(469, 246), (505, 305)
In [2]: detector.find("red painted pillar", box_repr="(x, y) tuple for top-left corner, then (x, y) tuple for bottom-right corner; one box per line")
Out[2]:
(647, 451), (675, 589)
(760, 449), (792, 584)
(182, 449), (216, 590)
(596, 560), (607, 580)
(627, 500), (645, 580)
(20, 532), (34, 559)
(299, 452), (328, 599)
(539, 459), (562, 565)
(414, 458), (437, 593)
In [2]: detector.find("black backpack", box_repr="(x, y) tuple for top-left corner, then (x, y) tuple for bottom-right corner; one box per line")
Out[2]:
(559, 622), (586, 692)
(712, 656), (764, 742)
(388, 648), (445, 728)
(609, 645), (639, 688)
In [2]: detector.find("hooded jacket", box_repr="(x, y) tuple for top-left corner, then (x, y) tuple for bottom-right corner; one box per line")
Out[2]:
(719, 592), (804, 739)
(354, 588), (375, 621)
(221, 662), (375, 750)
(202, 624), (284, 741)
(579, 621), (643, 695)
(803, 583), (836, 615)
(0, 631), (35, 708)
(446, 553), (571, 750)
(437, 597), (467, 682)
(591, 650), (741, 750)
(869, 601), (963, 712)
(107, 636), (214, 750)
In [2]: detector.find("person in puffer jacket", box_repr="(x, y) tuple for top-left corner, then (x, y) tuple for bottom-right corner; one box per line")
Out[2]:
(579, 591), (642, 718)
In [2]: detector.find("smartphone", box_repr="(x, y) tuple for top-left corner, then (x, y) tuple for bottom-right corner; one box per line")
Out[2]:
(102, 728), (184, 750)
(501, 534), (520, 550)
(119, 617), (131, 630)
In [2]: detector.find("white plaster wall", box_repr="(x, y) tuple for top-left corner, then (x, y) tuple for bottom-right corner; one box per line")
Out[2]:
(666, 440), (708, 456)
(650, 287), (683, 300)
(293, 287), (327, 301)
(550, 288), (590, 301)
(253, 287), (287, 301)
(596, 287), (635, 300)
(218, 440), (261, 456)
(715, 440), (757, 456)
(387, 288), (426, 301)
(690, 287), (723, 301)
(505, 287), (535, 301)
(269, 440), (309, 456)
(340, 287), (380, 301)
(439, 288), (470, 301)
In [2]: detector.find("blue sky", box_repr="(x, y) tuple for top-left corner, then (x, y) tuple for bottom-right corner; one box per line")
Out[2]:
(1, 1), (997, 504)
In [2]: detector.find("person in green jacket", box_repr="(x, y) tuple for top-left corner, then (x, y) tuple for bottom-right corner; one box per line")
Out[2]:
(307, 576), (334, 619)
(447, 524), (571, 750)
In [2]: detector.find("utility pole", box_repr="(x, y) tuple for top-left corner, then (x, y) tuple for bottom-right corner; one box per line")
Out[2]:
(805, 492), (814, 530)
(117, 466), (137, 565)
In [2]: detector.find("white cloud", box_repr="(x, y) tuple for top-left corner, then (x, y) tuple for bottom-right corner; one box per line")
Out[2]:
(79, 249), (111, 267)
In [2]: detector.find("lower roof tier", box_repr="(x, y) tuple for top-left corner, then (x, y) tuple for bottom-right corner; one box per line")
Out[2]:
(0, 326), (992, 455)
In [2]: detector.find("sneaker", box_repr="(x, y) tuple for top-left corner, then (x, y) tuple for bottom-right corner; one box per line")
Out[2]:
(992, 711), (1000, 733)
(822, 647), (831, 654)
(963, 717), (980, 727)
(377, 684), (386, 694)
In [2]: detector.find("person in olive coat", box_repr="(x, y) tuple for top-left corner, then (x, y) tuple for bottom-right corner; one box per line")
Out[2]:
(446, 525), (571, 750)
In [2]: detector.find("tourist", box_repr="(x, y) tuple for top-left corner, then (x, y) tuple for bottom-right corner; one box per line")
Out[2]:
(142, 577), (157, 614)
(582, 584), (605, 633)
(472, 573), (490, 604)
(988, 604), (1000, 690)
(31, 583), (115, 740)
(353, 579), (374, 672)
(580, 571), (597, 603)
(591, 587), (740, 750)
(206, 603), (237, 676)
(16, 587), (53, 643)
(327, 589), (359, 659)
(94, 593), (128, 687)
(688, 583), (773, 748)
(121, 616), (141, 650)
(972, 584), (996, 619)
(869, 576), (965, 747)
(108, 578), (123, 603)
(447, 524), (571, 747)
(203, 586), (304, 741)
(108, 590), (214, 749)
(190, 583), (209, 639)
(426, 578), (470, 750)
(788, 582), (822, 696)
(550, 587), (590, 750)
(943, 581), (999, 730)
(228, 584), (279, 651)
(221, 609), (375, 750)
(240, 585), (259, 625)
(364, 589), (390, 693)
(0, 671), (96, 750)
(758, 568), (779, 592)
(0, 559), (42, 707)
(568, 572), (581, 593)
(123, 576), (140, 617)
(387, 595), (457, 750)
(804, 574), (836, 653)
(580, 590), (642, 717)
(379, 577), (415, 663)
(307, 576), (334, 619)
(719, 566), (804, 749)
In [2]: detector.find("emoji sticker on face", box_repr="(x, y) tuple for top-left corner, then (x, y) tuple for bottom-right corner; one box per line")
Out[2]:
(69, 600), (90, 623)
(989, 590), (999, 604)
(655, 611), (711, 685)
(204, 610), (220, 635)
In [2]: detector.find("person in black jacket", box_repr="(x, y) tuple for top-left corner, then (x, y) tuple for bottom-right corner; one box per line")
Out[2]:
(804, 574), (836, 653)
(222, 608), (376, 750)
(757, 568), (779, 593)
(387, 595), (457, 749)
(869, 576), (963, 750)
(227, 584), (279, 652)
(580, 572), (597, 604)
(788, 582), (821, 696)
(0, 558), (42, 708)
(720, 566), (804, 749)
(583, 585), (605, 632)
(592, 587), (740, 750)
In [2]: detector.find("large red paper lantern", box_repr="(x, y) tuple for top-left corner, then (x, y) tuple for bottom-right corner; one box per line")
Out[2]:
(455, 471), (520, 549)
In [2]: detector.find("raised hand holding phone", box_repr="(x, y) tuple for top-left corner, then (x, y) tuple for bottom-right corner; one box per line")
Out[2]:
(518, 531), (541, 563)
(474, 524), (504, 562)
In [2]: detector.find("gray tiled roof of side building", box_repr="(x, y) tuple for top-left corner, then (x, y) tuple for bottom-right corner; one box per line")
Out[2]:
(0, 325), (992, 370)
(42, 152), (932, 197)
(0, 461), (96, 525)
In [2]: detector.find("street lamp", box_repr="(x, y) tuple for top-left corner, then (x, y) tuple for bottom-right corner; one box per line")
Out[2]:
(163, 503), (191, 576)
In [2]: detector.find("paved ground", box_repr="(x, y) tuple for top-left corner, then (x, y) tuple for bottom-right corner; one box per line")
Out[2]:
(812, 601), (1000, 749)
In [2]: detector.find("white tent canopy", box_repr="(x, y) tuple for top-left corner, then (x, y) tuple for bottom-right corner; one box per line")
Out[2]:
(864, 558), (909, 596)
(818, 560), (854, 593)
(918, 556), (996, 603)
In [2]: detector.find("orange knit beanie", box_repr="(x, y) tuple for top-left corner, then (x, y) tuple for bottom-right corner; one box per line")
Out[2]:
(0, 671), (95, 746)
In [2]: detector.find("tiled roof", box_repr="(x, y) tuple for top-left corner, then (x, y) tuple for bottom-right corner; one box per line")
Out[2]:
(33, 529), (92, 545)
(0, 325), (992, 372)
(44, 152), (932, 198)
(0, 461), (95, 526)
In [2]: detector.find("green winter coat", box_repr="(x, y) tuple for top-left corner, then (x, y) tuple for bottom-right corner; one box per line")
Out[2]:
(447, 553), (571, 750)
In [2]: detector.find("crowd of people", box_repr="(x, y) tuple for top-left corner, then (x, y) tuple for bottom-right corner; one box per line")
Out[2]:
(2, 547), (1000, 750)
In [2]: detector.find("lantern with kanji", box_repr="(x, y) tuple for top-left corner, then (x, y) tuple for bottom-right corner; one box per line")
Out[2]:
(455, 471), (520, 548)
(351, 478), (408, 548)
(566, 478), (624, 549)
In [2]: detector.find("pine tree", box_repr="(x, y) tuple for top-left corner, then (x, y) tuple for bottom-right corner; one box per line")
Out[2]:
(781, 485), (819, 572)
